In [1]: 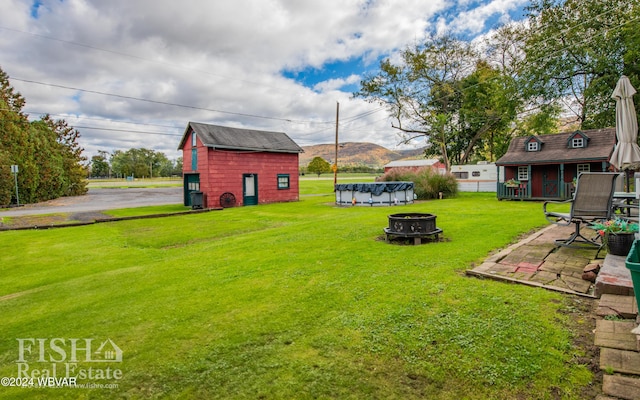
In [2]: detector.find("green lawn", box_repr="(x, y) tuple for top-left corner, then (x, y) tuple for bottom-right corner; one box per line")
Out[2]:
(86, 177), (183, 188)
(0, 184), (595, 399)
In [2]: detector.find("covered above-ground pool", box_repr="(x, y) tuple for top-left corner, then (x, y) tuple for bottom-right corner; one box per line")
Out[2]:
(335, 181), (414, 206)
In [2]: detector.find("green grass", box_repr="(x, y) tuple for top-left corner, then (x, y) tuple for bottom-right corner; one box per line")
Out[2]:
(105, 204), (191, 218)
(0, 187), (595, 399)
(87, 177), (182, 188)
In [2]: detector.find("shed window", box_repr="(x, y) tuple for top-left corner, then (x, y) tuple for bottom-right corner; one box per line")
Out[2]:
(191, 148), (197, 171)
(277, 174), (290, 189)
(472, 171), (481, 177)
(572, 137), (584, 148)
(577, 164), (590, 173)
(527, 141), (538, 151)
(191, 132), (197, 147)
(517, 166), (529, 181)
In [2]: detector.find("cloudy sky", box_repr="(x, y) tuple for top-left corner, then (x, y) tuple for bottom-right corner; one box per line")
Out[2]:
(0, 0), (527, 160)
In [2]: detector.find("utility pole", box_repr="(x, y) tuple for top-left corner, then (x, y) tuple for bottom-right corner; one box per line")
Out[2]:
(333, 101), (339, 188)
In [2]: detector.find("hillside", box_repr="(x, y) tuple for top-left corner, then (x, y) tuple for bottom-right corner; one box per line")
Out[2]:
(300, 142), (425, 167)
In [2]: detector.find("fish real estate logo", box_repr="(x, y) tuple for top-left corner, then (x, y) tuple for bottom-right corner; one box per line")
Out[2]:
(9, 338), (124, 388)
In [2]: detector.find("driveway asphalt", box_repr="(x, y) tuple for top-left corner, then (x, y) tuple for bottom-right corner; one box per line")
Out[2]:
(0, 187), (183, 217)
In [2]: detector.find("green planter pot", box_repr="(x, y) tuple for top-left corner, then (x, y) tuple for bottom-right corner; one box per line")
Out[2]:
(625, 240), (640, 311)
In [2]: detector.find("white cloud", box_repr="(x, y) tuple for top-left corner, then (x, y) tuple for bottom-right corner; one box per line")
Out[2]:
(313, 74), (361, 93)
(0, 0), (525, 160)
(449, 0), (528, 35)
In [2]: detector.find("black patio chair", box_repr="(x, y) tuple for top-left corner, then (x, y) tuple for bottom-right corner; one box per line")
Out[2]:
(543, 172), (618, 247)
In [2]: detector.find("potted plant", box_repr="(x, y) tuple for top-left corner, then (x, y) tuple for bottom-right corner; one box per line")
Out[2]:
(505, 178), (520, 188)
(590, 218), (639, 256)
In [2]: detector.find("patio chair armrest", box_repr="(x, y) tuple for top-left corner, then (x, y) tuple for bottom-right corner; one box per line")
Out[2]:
(542, 199), (572, 213)
(543, 199), (573, 225)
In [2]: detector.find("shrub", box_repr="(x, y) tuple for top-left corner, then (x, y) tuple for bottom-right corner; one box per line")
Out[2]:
(377, 167), (458, 199)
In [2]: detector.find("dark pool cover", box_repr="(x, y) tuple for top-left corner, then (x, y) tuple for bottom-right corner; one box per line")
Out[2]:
(334, 182), (414, 196)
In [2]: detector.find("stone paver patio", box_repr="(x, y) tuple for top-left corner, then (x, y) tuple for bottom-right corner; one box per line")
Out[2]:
(468, 224), (601, 296)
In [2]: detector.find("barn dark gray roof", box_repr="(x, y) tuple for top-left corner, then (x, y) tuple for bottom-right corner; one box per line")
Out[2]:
(178, 122), (304, 153)
(496, 128), (615, 166)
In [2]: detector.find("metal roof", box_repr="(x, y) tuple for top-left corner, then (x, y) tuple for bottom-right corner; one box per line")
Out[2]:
(178, 122), (304, 153)
(384, 159), (440, 168)
(496, 128), (616, 166)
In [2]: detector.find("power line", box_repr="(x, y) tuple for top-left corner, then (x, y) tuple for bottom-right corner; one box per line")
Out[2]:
(72, 126), (182, 137)
(10, 76), (324, 124)
(22, 110), (185, 130)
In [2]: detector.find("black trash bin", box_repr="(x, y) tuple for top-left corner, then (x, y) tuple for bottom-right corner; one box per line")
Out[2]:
(190, 191), (204, 209)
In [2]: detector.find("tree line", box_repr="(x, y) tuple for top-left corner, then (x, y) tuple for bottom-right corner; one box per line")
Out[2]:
(90, 149), (182, 179)
(355, 0), (640, 171)
(0, 68), (87, 206)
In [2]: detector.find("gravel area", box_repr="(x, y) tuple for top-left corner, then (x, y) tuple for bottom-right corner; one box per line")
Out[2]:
(0, 187), (182, 217)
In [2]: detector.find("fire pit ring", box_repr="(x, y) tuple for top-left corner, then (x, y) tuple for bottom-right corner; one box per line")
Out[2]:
(384, 213), (442, 245)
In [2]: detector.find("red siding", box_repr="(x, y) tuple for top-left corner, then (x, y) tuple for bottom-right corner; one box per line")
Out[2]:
(182, 129), (299, 208)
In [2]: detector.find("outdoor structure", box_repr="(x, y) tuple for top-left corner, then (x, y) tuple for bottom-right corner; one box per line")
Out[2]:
(384, 212), (442, 245)
(383, 159), (446, 174)
(178, 122), (304, 208)
(495, 128), (616, 200)
(451, 162), (501, 192)
(335, 182), (414, 206)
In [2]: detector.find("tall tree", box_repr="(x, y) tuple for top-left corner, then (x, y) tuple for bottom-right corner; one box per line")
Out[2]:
(522, 0), (640, 128)
(0, 67), (87, 204)
(40, 115), (87, 196)
(355, 36), (476, 170)
(480, 23), (561, 157)
(355, 35), (526, 168)
(110, 148), (176, 178)
(458, 60), (518, 162)
(0, 68), (30, 204)
(91, 150), (111, 178)
(307, 156), (331, 177)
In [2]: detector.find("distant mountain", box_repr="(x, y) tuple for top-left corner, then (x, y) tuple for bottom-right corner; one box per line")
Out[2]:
(300, 142), (426, 167)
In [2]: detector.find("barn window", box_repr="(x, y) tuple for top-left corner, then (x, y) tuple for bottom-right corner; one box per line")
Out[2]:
(191, 132), (197, 147)
(277, 174), (290, 189)
(527, 141), (538, 151)
(191, 148), (197, 171)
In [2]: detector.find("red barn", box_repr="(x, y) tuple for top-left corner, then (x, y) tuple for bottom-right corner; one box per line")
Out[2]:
(178, 122), (304, 208)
